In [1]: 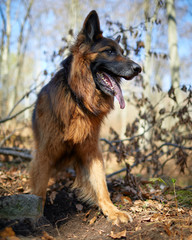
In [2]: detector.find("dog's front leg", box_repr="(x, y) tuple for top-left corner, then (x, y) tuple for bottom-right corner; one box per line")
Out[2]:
(88, 154), (132, 225)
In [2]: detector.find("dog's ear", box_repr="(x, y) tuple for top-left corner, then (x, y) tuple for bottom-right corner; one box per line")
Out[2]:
(115, 35), (121, 43)
(82, 10), (102, 41)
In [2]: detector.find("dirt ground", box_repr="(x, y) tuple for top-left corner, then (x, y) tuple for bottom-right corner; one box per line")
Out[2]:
(0, 162), (192, 240)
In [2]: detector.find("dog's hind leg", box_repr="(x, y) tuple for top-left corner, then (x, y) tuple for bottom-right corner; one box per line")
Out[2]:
(29, 151), (52, 204)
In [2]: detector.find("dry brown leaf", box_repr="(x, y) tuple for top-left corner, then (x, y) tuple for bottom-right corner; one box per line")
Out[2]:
(85, 209), (91, 217)
(121, 196), (132, 204)
(83, 209), (91, 222)
(41, 231), (55, 240)
(49, 191), (57, 204)
(177, 208), (185, 213)
(156, 203), (163, 211)
(134, 200), (143, 206)
(82, 217), (87, 222)
(23, 188), (31, 194)
(83, 209), (92, 222)
(141, 216), (151, 222)
(130, 206), (143, 213)
(22, 177), (27, 182)
(0, 227), (16, 237)
(110, 230), (126, 239)
(135, 225), (141, 231)
(164, 224), (172, 236)
(0, 173), (8, 180)
(187, 235), (192, 240)
(151, 213), (161, 221)
(17, 186), (24, 192)
(89, 216), (97, 225)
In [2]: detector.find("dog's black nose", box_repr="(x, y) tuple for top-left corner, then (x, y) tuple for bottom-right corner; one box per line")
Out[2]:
(132, 63), (142, 73)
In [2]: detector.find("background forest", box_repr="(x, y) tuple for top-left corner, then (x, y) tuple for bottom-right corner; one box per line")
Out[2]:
(0, 1), (192, 239)
(0, 0), (191, 183)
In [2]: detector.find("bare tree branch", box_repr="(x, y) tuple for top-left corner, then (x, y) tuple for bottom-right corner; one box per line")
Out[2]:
(0, 148), (32, 160)
(7, 78), (43, 117)
(105, 140), (192, 178)
(0, 129), (17, 147)
(0, 6), (6, 28)
(0, 103), (34, 124)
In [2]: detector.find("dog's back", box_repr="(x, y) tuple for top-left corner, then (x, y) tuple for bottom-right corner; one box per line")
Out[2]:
(32, 56), (72, 144)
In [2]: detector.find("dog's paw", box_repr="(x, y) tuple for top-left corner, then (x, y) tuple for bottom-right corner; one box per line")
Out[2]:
(107, 209), (132, 225)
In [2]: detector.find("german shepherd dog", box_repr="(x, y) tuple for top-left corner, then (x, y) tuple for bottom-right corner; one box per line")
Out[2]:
(30, 10), (141, 225)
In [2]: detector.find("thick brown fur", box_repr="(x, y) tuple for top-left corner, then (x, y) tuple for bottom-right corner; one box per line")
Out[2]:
(29, 10), (141, 225)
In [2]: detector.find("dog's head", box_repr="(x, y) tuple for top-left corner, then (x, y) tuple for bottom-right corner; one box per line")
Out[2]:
(70, 10), (141, 110)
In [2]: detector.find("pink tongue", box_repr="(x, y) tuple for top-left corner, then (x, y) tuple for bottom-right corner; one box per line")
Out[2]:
(103, 72), (125, 109)
(113, 83), (125, 109)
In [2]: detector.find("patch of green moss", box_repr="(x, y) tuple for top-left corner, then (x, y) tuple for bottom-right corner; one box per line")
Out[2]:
(176, 190), (192, 206)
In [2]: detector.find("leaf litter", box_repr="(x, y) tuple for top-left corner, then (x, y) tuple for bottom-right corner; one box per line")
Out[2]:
(0, 162), (192, 240)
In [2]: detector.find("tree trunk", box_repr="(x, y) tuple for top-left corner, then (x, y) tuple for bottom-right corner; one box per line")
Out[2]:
(166, 0), (180, 89)
(2, 0), (11, 117)
(13, 0), (34, 105)
(143, 0), (152, 93)
(138, 0), (159, 152)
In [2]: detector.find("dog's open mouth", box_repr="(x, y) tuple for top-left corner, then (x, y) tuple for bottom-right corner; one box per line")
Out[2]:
(96, 71), (125, 109)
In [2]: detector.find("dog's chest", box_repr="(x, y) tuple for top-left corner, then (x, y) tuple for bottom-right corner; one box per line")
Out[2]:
(62, 112), (101, 144)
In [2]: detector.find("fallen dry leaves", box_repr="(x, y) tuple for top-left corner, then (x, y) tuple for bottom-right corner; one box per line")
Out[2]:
(0, 227), (20, 240)
(0, 166), (30, 196)
(89, 216), (97, 225)
(127, 197), (192, 239)
(41, 231), (56, 240)
(110, 229), (126, 239)
(0, 161), (192, 240)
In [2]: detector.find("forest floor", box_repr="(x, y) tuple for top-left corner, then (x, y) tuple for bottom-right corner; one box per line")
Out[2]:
(0, 161), (192, 240)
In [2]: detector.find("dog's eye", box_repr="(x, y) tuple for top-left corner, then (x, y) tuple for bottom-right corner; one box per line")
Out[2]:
(105, 49), (116, 55)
